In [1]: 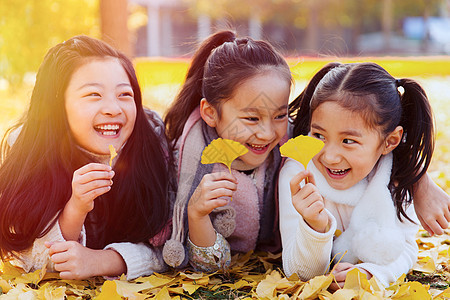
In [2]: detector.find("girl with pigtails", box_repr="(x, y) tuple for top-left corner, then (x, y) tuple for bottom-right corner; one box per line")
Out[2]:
(162, 30), (292, 271)
(279, 62), (436, 289)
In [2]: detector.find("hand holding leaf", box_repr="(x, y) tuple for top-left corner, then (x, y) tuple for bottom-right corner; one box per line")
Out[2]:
(201, 138), (248, 172)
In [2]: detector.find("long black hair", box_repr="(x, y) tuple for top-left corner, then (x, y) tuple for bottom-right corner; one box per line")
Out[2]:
(0, 36), (172, 256)
(164, 30), (292, 144)
(289, 62), (434, 221)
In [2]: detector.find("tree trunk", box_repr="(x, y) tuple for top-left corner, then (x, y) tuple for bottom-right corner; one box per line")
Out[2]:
(381, 0), (393, 52)
(350, 1), (363, 55)
(306, 0), (319, 54)
(100, 0), (132, 57)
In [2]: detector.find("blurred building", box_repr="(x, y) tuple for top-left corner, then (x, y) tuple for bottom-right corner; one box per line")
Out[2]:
(129, 0), (450, 57)
(130, 0), (266, 57)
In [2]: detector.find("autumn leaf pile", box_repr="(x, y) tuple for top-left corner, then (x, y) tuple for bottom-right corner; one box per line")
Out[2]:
(0, 228), (450, 299)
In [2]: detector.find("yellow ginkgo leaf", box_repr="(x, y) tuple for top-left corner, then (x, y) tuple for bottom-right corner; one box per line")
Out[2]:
(280, 135), (324, 168)
(201, 138), (248, 172)
(95, 280), (122, 300)
(299, 273), (333, 299)
(109, 145), (117, 167)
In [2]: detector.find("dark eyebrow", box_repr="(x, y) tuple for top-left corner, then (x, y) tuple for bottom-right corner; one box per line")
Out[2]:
(340, 130), (362, 137)
(117, 83), (132, 88)
(77, 83), (102, 91)
(311, 123), (325, 131)
(241, 104), (288, 113)
(311, 123), (362, 137)
(77, 82), (131, 91)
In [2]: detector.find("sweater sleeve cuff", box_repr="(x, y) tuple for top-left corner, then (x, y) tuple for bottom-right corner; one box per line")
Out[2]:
(104, 242), (167, 280)
(187, 232), (231, 272)
(298, 209), (337, 241)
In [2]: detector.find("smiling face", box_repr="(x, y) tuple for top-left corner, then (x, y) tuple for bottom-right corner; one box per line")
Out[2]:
(65, 57), (137, 155)
(201, 71), (290, 170)
(310, 101), (387, 190)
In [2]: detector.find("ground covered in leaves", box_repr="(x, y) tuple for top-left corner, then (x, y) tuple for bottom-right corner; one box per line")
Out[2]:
(1, 229), (450, 299)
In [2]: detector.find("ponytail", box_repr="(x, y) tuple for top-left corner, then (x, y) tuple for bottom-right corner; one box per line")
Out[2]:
(164, 31), (236, 143)
(391, 79), (434, 220)
(289, 62), (342, 137)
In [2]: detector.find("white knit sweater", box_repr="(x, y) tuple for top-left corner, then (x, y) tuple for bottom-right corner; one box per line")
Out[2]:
(278, 158), (419, 287)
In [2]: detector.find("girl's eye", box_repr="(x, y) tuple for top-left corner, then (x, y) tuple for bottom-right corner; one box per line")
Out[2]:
(119, 92), (133, 98)
(343, 138), (356, 144)
(85, 92), (101, 97)
(275, 113), (287, 120)
(245, 117), (259, 122)
(313, 133), (325, 140)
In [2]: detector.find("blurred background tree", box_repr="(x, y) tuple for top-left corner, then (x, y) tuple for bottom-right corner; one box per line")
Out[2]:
(0, 0), (99, 87)
(1, 0), (449, 86)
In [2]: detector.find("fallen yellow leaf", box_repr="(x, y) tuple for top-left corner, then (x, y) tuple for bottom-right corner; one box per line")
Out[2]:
(344, 268), (373, 292)
(95, 280), (121, 300)
(0, 278), (11, 293)
(280, 135), (324, 169)
(182, 283), (202, 295)
(154, 286), (172, 300)
(201, 138), (248, 172)
(0, 261), (24, 280)
(413, 256), (436, 274)
(114, 280), (152, 298)
(299, 273), (333, 299)
(255, 270), (292, 299)
(332, 288), (359, 300)
(391, 281), (430, 300)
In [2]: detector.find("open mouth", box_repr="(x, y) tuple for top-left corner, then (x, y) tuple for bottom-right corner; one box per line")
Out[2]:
(247, 143), (270, 154)
(94, 124), (121, 136)
(326, 167), (350, 177)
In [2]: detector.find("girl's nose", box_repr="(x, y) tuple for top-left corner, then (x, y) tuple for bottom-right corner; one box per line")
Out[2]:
(102, 95), (122, 116)
(321, 144), (342, 164)
(255, 121), (276, 141)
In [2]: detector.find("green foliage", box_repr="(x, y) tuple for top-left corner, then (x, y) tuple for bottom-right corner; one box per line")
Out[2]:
(0, 0), (100, 86)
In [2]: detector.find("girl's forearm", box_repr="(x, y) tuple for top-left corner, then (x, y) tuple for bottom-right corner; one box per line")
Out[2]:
(188, 214), (217, 247)
(59, 200), (87, 241)
(94, 249), (127, 277)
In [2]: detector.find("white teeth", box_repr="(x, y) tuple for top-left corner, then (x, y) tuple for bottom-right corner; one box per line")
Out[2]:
(251, 144), (266, 150)
(95, 124), (120, 130)
(101, 131), (117, 136)
(329, 169), (348, 175)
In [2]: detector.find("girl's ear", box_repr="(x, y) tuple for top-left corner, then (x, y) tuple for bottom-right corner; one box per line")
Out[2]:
(200, 98), (218, 127)
(382, 126), (403, 155)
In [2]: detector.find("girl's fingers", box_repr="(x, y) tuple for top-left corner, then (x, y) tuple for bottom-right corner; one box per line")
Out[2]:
(417, 215), (433, 236)
(82, 186), (112, 199)
(205, 172), (238, 184)
(204, 179), (237, 192)
(333, 270), (348, 283)
(74, 171), (115, 185)
(75, 163), (112, 175)
(206, 187), (234, 200)
(290, 170), (310, 194)
(202, 198), (229, 211)
(306, 171), (316, 185)
(50, 251), (69, 264)
(47, 242), (69, 256)
(435, 216), (448, 234)
(59, 271), (73, 280)
(77, 179), (113, 194)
